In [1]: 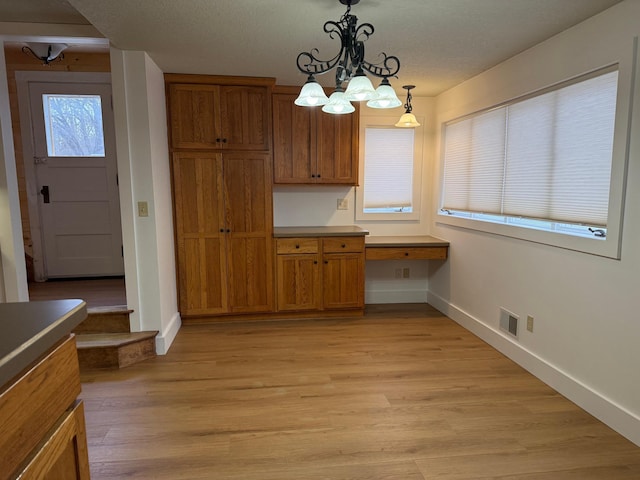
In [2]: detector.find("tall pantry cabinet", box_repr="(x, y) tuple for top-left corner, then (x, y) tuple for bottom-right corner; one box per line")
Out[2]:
(166, 74), (275, 317)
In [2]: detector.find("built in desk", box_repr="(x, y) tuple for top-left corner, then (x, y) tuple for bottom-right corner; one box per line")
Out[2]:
(365, 235), (449, 260)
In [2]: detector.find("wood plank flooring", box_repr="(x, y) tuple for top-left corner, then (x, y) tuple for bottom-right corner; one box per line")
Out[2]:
(80, 304), (640, 479)
(28, 277), (126, 308)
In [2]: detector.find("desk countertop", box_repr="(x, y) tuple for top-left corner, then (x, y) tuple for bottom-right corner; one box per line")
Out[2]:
(0, 299), (87, 388)
(365, 235), (449, 247)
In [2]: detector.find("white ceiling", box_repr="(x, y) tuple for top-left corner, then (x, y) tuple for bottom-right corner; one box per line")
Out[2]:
(1, 0), (624, 96)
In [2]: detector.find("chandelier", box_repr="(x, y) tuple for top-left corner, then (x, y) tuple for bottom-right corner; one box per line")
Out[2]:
(294, 0), (402, 115)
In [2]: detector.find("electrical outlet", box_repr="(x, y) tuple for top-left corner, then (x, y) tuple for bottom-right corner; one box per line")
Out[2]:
(337, 198), (349, 210)
(527, 315), (534, 332)
(394, 268), (402, 279)
(402, 267), (410, 278)
(137, 201), (149, 217)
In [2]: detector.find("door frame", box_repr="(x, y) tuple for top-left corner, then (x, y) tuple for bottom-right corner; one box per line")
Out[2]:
(16, 71), (116, 281)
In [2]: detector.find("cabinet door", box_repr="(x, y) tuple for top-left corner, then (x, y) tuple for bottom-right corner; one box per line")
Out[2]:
(322, 252), (365, 309)
(169, 84), (222, 149)
(18, 401), (90, 480)
(273, 93), (315, 183)
(223, 154), (274, 313)
(220, 86), (271, 151)
(316, 110), (359, 184)
(173, 152), (228, 315)
(276, 254), (321, 311)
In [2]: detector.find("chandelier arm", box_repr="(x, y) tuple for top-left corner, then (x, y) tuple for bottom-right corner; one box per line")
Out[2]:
(360, 53), (401, 79)
(296, 20), (348, 76)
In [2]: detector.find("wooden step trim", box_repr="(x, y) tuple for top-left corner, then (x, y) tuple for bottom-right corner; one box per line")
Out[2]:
(76, 332), (158, 370)
(73, 306), (133, 334)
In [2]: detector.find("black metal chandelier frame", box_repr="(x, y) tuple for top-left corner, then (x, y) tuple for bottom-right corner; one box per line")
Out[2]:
(296, 0), (400, 87)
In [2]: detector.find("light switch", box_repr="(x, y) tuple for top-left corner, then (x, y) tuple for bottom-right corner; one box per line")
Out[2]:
(138, 201), (149, 217)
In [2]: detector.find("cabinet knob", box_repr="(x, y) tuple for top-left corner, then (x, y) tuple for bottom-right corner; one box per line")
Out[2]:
(216, 138), (221, 142)
(324, 260), (329, 264)
(222, 138), (227, 143)
(226, 229), (231, 233)
(314, 261), (318, 264)
(317, 174), (321, 178)
(295, 244), (300, 249)
(341, 243), (346, 248)
(219, 228), (224, 233)
(405, 252), (409, 256)
(311, 174), (316, 178)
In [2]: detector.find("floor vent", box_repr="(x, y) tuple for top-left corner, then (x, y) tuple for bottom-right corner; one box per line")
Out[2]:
(500, 308), (519, 339)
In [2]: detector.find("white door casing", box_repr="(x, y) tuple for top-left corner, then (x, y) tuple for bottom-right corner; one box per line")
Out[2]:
(16, 72), (124, 280)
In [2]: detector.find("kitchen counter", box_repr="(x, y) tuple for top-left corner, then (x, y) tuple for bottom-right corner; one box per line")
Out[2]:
(274, 225), (369, 237)
(0, 299), (87, 388)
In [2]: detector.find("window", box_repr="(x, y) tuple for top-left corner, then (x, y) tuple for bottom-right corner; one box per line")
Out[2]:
(439, 66), (626, 256)
(42, 94), (105, 157)
(357, 116), (423, 220)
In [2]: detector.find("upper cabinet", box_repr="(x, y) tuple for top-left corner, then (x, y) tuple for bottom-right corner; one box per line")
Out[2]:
(272, 89), (359, 185)
(168, 77), (271, 151)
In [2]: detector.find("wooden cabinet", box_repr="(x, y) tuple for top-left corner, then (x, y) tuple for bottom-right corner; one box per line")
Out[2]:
(1, 335), (90, 480)
(275, 236), (364, 312)
(272, 90), (359, 184)
(166, 74), (276, 319)
(169, 81), (271, 151)
(172, 151), (274, 316)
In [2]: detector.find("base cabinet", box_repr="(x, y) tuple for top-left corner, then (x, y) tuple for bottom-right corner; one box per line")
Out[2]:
(172, 151), (274, 316)
(275, 236), (364, 313)
(0, 335), (90, 480)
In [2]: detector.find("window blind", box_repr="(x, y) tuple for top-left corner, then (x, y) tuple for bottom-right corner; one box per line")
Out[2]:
(442, 70), (618, 227)
(363, 127), (414, 210)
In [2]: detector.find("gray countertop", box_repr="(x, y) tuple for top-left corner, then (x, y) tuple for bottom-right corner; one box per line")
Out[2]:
(0, 299), (87, 388)
(274, 226), (369, 237)
(365, 235), (450, 247)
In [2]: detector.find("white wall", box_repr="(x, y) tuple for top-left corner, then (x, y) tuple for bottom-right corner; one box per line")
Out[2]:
(273, 97), (437, 303)
(0, 40), (28, 302)
(110, 49), (180, 354)
(429, 0), (640, 446)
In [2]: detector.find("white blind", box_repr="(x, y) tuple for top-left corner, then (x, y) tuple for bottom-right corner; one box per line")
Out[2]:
(442, 69), (618, 227)
(363, 128), (414, 209)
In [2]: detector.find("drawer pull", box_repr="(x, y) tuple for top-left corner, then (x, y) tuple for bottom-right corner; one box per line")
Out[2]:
(341, 243), (346, 248)
(405, 252), (409, 256)
(295, 244), (300, 249)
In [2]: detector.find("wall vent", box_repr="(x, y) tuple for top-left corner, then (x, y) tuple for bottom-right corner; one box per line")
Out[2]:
(500, 307), (519, 339)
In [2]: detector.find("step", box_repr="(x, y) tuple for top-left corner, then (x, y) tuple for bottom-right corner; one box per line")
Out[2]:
(76, 331), (158, 369)
(74, 305), (133, 334)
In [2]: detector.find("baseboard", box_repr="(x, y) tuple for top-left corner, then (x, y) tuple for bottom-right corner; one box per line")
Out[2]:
(155, 311), (181, 355)
(365, 289), (428, 304)
(427, 290), (640, 448)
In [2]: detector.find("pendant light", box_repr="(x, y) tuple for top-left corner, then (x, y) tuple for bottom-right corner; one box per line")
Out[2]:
(395, 85), (421, 128)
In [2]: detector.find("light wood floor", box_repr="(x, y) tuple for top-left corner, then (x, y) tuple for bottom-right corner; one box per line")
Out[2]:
(80, 304), (640, 479)
(28, 277), (126, 308)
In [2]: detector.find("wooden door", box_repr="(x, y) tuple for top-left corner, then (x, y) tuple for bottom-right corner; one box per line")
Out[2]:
(169, 84), (222, 149)
(172, 152), (228, 315)
(272, 93), (315, 183)
(220, 86), (271, 151)
(276, 254), (321, 311)
(223, 153), (274, 313)
(322, 253), (364, 309)
(316, 110), (359, 184)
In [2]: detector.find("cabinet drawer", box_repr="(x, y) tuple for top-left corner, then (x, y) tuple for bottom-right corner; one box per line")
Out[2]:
(322, 237), (364, 253)
(365, 246), (449, 260)
(276, 238), (319, 254)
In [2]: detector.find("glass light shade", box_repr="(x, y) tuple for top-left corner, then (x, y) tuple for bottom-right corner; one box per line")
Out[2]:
(395, 112), (421, 128)
(367, 83), (402, 109)
(322, 90), (355, 114)
(294, 79), (329, 106)
(344, 74), (376, 101)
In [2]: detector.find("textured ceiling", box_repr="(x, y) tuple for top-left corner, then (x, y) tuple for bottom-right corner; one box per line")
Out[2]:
(1, 0), (624, 96)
